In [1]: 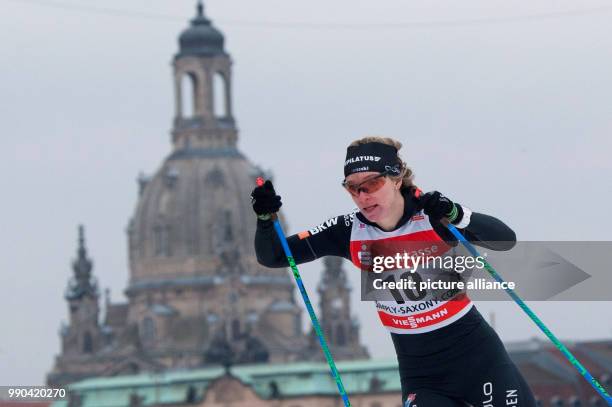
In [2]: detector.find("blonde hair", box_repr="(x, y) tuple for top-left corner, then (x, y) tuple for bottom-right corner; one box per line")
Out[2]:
(348, 136), (416, 191)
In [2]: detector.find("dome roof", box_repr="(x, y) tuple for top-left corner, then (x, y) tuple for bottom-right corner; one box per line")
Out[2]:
(127, 147), (286, 286)
(177, 2), (225, 57)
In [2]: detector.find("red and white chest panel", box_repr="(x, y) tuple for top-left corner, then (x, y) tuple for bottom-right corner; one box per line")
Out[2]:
(349, 210), (473, 334)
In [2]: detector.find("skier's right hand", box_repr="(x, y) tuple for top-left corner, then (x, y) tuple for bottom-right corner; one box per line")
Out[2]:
(251, 180), (282, 218)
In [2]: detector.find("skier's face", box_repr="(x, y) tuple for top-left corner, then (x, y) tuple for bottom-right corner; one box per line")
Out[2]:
(344, 171), (401, 222)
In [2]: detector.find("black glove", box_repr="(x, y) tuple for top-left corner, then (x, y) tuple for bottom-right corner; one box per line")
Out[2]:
(418, 191), (463, 224)
(251, 180), (282, 218)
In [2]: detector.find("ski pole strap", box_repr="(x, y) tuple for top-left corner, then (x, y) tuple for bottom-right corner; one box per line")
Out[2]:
(446, 204), (459, 223)
(446, 223), (612, 405)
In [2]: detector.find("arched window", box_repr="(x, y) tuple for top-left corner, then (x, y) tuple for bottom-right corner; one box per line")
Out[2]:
(551, 396), (564, 407)
(204, 167), (225, 188)
(336, 324), (346, 346)
(223, 210), (233, 242)
(590, 396), (602, 406)
(142, 317), (156, 345)
(154, 225), (171, 256)
(185, 385), (197, 403)
(569, 396), (582, 407)
(213, 72), (227, 118)
(129, 393), (143, 407)
(269, 381), (280, 398)
(181, 72), (197, 118)
(82, 331), (93, 353)
(128, 362), (140, 374)
(232, 319), (241, 340)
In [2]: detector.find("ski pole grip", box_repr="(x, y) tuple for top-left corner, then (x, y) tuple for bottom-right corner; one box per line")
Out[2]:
(254, 177), (278, 221)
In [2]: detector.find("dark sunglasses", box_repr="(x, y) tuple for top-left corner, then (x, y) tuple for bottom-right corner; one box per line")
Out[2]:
(342, 171), (390, 197)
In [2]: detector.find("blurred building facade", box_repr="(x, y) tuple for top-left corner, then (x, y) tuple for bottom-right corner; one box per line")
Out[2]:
(46, 1), (367, 388)
(48, 339), (611, 407)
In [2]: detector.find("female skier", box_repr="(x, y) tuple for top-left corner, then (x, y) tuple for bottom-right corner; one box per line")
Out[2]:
(251, 137), (537, 406)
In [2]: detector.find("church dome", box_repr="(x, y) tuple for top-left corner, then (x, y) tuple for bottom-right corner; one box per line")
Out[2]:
(127, 148), (277, 287)
(125, 1), (294, 299)
(177, 2), (225, 58)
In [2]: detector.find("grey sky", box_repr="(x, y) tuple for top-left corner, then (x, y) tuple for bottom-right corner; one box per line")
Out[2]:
(1, 0), (611, 386)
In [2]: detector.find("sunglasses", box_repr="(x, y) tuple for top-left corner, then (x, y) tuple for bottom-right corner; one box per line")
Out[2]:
(342, 171), (390, 197)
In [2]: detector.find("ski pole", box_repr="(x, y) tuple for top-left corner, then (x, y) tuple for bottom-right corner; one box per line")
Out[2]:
(446, 223), (612, 405)
(255, 177), (351, 407)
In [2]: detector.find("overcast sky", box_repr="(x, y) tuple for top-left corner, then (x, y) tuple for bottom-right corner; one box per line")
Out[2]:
(1, 0), (611, 386)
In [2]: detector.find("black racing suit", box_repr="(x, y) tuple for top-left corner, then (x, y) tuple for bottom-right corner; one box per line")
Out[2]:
(254, 188), (537, 406)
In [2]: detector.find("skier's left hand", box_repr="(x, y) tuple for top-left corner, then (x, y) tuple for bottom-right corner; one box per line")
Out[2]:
(418, 191), (460, 223)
